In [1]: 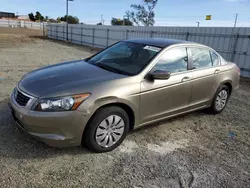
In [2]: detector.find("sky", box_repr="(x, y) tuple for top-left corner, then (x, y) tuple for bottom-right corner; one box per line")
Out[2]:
(1, 0), (250, 27)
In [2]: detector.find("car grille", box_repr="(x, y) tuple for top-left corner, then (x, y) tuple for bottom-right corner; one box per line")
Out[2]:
(16, 90), (30, 106)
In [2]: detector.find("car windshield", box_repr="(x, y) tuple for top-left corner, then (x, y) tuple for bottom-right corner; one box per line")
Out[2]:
(86, 41), (162, 75)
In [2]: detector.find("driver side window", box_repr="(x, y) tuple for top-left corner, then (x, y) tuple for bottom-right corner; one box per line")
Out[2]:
(152, 47), (188, 73)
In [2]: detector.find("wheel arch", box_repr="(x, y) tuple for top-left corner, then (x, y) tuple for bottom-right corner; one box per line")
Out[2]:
(219, 80), (233, 94)
(82, 102), (136, 142)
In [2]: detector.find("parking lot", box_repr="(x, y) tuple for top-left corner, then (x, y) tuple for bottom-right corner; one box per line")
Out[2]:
(0, 28), (249, 188)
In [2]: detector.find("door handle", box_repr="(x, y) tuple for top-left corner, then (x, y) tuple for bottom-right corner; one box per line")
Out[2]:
(182, 76), (191, 82)
(214, 69), (220, 74)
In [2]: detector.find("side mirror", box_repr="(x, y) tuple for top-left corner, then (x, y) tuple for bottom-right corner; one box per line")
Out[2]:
(150, 70), (171, 80)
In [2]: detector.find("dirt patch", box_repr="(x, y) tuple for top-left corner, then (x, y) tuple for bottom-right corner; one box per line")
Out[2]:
(0, 28), (249, 188)
(0, 27), (42, 36)
(0, 34), (38, 49)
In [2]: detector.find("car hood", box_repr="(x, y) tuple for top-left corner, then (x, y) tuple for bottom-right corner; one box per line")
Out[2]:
(18, 60), (126, 98)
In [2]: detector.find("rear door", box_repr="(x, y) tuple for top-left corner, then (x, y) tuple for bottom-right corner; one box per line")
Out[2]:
(188, 47), (221, 108)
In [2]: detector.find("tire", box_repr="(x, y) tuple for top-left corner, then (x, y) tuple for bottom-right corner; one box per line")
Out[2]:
(83, 106), (130, 153)
(208, 85), (230, 114)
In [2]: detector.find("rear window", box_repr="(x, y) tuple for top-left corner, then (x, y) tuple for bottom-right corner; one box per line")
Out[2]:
(210, 51), (220, 66)
(190, 48), (212, 69)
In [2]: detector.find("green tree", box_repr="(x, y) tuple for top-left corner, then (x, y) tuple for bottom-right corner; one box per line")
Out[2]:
(35, 11), (44, 21)
(60, 16), (66, 22)
(60, 15), (79, 24)
(28, 13), (36, 21)
(127, 0), (158, 26)
(28, 11), (45, 21)
(57, 17), (61, 23)
(111, 18), (133, 26)
(48, 18), (57, 23)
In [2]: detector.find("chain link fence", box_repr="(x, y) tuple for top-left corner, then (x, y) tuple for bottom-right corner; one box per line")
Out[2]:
(48, 23), (250, 78)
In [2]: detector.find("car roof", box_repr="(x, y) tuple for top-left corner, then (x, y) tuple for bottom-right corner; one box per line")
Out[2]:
(124, 38), (194, 48)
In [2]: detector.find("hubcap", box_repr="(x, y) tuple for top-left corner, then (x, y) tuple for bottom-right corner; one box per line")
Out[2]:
(215, 90), (228, 111)
(95, 115), (125, 148)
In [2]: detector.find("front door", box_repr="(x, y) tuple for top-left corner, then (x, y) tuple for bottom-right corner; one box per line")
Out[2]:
(140, 47), (193, 124)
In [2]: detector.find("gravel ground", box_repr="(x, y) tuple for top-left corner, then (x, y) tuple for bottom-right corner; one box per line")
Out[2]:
(0, 28), (249, 188)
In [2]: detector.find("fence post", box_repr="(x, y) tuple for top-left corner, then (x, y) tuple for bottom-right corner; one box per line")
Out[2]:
(40, 22), (42, 35)
(71, 26), (73, 42)
(56, 25), (58, 39)
(106, 29), (109, 47)
(42, 22), (45, 36)
(92, 28), (95, 49)
(231, 33), (239, 62)
(81, 27), (83, 44)
(185, 32), (189, 41)
(62, 25), (64, 40)
(125, 29), (129, 39)
(150, 31), (154, 38)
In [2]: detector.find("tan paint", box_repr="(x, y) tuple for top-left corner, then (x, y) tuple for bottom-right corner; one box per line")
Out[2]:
(9, 42), (240, 147)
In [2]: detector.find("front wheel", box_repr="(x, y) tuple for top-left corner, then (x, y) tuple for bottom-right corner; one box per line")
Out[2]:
(208, 85), (230, 114)
(83, 106), (130, 153)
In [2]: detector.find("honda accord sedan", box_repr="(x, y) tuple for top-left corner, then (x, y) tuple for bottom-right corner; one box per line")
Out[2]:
(9, 38), (240, 152)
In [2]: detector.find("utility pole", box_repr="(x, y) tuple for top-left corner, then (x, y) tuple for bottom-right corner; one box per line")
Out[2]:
(66, 0), (74, 41)
(234, 13), (238, 28)
(123, 15), (127, 26)
(101, 14), (103, 25)
(66, 0), (68, 40)
(196, 21), (200, 27)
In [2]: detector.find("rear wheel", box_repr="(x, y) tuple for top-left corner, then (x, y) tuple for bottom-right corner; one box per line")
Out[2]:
(208, 85), (230, 114)
(83, 106), (129, 153)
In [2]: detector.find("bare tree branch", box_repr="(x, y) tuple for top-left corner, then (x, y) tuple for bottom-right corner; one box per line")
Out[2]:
(127, 0), (158, 26)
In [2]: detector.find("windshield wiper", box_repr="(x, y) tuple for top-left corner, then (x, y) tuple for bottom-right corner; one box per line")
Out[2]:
(95, 63), (131, 76)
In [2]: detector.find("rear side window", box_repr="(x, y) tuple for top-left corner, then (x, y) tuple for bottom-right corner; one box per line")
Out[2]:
(153, 47), (188, 73)
(210, 51), (220, 66)
(190, 48), (212, 69)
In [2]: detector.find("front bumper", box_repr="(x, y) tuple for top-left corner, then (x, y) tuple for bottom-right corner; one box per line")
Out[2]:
(9, 89), (91, 148)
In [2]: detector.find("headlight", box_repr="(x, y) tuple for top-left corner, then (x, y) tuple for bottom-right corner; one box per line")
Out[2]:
(34, 93), (91, 112)
(13, 88), (18, 99)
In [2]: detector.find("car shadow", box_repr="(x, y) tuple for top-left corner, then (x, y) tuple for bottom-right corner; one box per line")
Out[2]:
(0, 98), (210, 159)
(0, 99), (93, 160)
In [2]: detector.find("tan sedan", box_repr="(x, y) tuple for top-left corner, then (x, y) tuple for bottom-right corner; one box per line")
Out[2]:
(9, 38), (240, 152)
